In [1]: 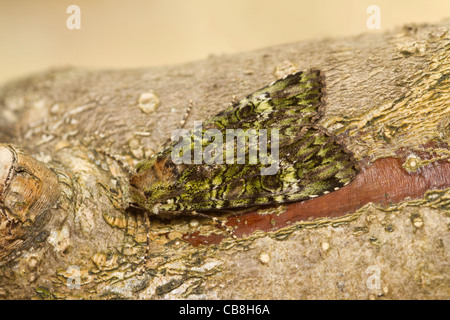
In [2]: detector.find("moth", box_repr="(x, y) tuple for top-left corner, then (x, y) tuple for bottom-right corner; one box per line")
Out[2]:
(129, 69), (358, 218)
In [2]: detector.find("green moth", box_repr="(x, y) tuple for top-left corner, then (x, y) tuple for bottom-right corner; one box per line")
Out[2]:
(129, 69), (358, 217)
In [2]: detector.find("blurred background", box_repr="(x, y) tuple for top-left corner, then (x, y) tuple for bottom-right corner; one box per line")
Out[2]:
(1, 0), (449, 85)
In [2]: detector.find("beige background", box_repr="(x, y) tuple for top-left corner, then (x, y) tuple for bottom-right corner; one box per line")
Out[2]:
(1, 0), (449, 85)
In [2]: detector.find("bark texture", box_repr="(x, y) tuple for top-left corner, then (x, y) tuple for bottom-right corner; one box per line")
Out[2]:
(0, 20), (449, 299)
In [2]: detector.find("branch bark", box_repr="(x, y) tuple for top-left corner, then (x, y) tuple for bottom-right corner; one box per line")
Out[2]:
(0, 20), (449, 299)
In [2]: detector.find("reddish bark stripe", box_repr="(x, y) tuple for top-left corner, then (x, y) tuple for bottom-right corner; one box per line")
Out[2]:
(183, 155), (450, 246)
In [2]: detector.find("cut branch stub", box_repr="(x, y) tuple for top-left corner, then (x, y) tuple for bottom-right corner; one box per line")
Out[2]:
(0, 144), (60, 261)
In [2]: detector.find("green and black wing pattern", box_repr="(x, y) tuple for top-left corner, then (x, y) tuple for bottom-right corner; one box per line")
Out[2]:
(130, 69), (359, 215)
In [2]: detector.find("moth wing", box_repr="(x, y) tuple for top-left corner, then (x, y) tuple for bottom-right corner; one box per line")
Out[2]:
(162, 126), (358, 211)
(206, 69), (326, 131)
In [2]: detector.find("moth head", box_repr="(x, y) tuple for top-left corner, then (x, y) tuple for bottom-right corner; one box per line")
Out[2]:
(129, 156), (179, 210)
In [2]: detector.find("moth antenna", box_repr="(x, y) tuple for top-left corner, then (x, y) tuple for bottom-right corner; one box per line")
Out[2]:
(230, 94), (238, 106)
(91, 148), (134, 175)
(178, 100), (193, 130)
(191, 211), (237, 240)
(157, 100), (194, 151)
(144, 212), (151, 267)
(107, 152), (133, 174)
(212, 216), (237, 240)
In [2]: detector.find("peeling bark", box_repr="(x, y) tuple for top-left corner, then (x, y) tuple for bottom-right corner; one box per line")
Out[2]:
(0, 20), (449, 299)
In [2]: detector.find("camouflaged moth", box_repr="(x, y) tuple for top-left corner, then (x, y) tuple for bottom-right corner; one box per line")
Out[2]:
(129, 69), (358, 218)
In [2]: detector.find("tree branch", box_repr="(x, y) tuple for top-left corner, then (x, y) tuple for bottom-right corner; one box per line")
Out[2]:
(0, 20), (449, 299)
